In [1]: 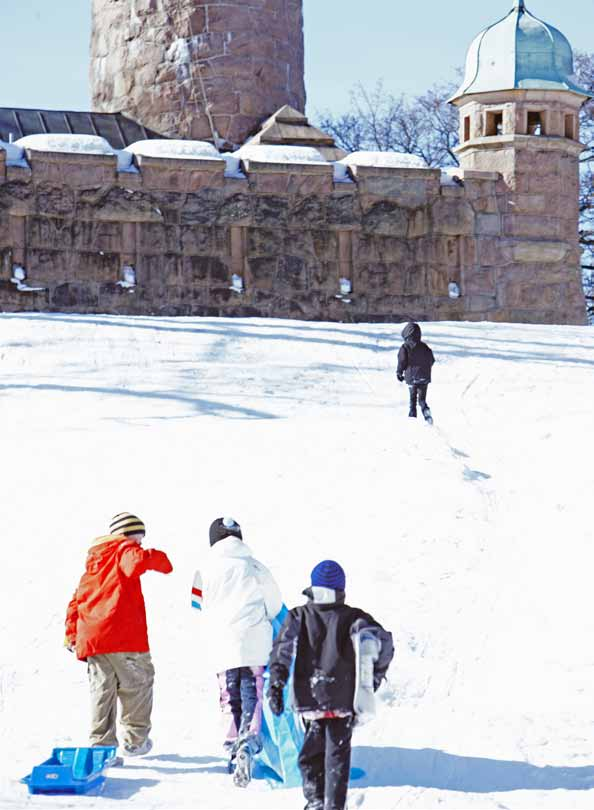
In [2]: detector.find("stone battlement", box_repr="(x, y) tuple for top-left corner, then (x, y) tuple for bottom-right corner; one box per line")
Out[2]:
(0, 143), (586, 324)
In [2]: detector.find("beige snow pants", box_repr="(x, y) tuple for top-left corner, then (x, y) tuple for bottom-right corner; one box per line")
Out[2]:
(87, 652), (155, 748)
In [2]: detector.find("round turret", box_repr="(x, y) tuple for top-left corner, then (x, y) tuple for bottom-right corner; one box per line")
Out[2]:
(90, 0), (306, 148)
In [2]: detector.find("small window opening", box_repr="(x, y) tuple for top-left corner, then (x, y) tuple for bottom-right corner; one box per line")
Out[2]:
(463, 116), (471, 142)
(527, 111), (545, 136)
(486, 111), (504, 136)
(448, 281), (461, 299)
(564, 114), (576, 140)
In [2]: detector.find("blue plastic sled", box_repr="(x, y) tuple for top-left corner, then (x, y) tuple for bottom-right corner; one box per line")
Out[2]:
(21, 746), (117, 795)
(255, 605), (304, 788)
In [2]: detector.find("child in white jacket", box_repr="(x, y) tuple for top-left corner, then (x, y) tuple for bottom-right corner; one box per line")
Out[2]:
(192, 517), (282, 779)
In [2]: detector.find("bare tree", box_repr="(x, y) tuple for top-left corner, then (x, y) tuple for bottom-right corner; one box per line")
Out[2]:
(575, 52), (594, 319)
(318, 80), (459, 168)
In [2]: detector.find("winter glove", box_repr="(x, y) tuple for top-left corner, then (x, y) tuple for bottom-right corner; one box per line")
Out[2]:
(64, 638), (75, 653)
(396, 372), (404, 382)
(268, 683), (284, 716)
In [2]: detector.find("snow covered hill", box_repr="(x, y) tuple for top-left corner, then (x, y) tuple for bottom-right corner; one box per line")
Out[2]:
(1, 313), (594, 809)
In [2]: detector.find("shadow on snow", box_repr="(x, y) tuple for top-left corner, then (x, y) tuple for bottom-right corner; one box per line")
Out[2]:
(352, 746), (594, 793)
(0, 383), (278, 420)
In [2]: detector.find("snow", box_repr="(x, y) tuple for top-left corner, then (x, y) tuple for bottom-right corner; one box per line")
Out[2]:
(114, 149), (139, 174)
(234, 143), (329, 165)
(1, 314), (594, 808)
(16, 134), (114, 156)
(441, 166), (465, 186)
(126, 139), (222, 162)
(125, 140), (244, 178)
(0, 140), (29, 168)
(341, 150), (428, 169)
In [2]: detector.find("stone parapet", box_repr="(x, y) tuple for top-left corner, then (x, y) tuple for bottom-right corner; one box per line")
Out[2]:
(0, 147), (586, 324)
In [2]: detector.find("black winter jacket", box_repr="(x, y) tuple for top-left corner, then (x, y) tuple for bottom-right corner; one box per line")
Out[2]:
(268, 589), (394, 714)
(397, 322), (435, 384)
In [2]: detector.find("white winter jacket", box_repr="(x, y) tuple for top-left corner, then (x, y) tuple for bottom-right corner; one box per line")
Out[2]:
(196, 537), (283, 673)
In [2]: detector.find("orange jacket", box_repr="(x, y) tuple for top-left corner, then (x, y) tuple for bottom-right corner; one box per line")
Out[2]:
(65, 535), (173, 661)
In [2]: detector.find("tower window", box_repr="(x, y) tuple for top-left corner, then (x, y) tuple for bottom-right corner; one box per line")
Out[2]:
(527, 111), (545, 136)
(565, 114), (576, 140)
(485, 111), (504, 136)
(463, 116), (471, 142)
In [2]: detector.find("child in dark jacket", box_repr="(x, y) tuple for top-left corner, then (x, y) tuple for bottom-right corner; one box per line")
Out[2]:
(267, 560), (394, 810)
(396, 321), (435, 422)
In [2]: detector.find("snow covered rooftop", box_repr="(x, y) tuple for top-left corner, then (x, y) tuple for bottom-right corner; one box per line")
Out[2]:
(16, 133), (115, 156)
(340, 151), (429, 170)
(233, 144), (329, 165)
(126, 139), (223, 161)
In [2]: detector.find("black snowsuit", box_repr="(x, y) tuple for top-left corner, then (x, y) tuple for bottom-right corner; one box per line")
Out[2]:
(268, 588), (394, 810)
(396, 322), (435, 418)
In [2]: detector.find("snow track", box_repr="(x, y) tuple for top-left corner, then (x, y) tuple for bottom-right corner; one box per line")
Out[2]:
(1, 315), (594, 809)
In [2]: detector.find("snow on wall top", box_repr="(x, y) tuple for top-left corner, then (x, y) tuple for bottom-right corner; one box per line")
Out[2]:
(0, 140), (29, 168)
(126, 139), (223, 161)
(234, 144), (329, 165)
(16, 134), (114, 156)
(340, 151), (428, 169)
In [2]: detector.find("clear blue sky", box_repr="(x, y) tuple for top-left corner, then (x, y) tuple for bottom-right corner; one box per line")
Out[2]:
(0, 0), (591, 118)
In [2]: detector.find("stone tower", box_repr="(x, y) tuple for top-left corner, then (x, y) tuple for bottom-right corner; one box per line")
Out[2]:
(90, 0), (305, 148)
(449, 0), (590, 322)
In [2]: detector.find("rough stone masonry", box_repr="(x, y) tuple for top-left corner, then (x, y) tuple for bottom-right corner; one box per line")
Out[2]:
(90, 0), (306, 148)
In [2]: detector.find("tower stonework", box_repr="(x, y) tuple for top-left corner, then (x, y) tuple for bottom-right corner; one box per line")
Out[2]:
(449, 0), (589, 323)
(90, 0), (306, 147)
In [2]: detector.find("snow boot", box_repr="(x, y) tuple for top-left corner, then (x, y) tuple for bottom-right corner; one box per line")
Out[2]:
(123, 737), (153, 757)
(408, 408), (417, 418)
(421, 406), (433, 425)
(232, 743), (252, 788)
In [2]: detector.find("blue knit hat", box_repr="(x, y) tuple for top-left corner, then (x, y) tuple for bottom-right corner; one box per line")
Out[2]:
(311, 560), (346, 591)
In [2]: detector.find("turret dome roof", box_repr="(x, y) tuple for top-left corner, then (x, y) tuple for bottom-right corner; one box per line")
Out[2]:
(450, 1), (590, 102)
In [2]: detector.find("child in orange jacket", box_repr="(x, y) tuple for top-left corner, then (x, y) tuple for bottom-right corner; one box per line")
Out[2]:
(65, 512), (172, 758)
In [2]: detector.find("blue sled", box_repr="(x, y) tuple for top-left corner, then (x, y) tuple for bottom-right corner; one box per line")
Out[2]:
(21, 746), (117, 795)
(256, 605), (304, 789)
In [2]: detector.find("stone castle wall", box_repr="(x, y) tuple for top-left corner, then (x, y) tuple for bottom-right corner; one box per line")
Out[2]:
(0, 148), (586, 324)
(90, 0), (305, 147)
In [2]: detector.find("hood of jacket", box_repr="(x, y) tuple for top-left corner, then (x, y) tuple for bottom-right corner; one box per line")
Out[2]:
(302, 585), (346, 606)
(402, 321), (421, 345)
(209, 535), (253, 560)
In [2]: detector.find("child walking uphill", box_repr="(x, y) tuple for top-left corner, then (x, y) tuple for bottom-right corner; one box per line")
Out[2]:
(65, 512), (172, 760)
(396, 321), (435, 423)
(267, 560), (394, 810)
(191, 517), (283, 787)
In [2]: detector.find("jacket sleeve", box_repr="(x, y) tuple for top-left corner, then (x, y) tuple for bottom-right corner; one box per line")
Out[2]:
(268, 609), (300, 687)
(191, 569), (203, 611)
(65, 591), (79, 645)
(256, 563), (283, 622)
(353, 611), (395, 682)
(119, 544), (173, 578)
(429, 347), (435, 366)
(396, 345), (408, 376)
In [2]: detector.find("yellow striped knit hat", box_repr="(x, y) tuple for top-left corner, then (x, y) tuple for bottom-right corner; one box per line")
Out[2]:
(110, 512), (145, 537)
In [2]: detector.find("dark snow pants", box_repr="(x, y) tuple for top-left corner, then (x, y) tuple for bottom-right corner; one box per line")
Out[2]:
(408, 383), (429, 416)
(218, 666), (264, 749)
(298, 715), (354, 810)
